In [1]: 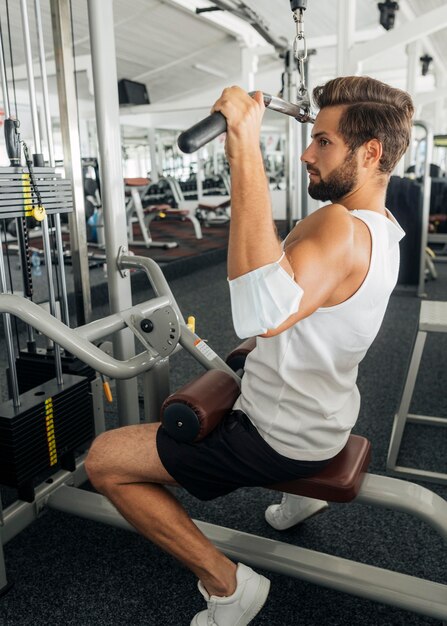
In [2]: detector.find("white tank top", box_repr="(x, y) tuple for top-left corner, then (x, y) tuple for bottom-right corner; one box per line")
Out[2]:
(233, 209), (405, 461)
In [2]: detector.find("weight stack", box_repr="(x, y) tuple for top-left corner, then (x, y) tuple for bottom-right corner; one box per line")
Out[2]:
(0, 374), (94, 502)
(13, 348), (96, 395)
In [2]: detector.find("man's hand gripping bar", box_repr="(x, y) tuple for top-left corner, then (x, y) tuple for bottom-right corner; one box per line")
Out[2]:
(177, 91), (315, 154)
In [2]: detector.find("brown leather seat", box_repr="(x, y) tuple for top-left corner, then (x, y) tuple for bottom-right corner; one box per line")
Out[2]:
(163, 341), (371, 503)
(268, 434), (371, 503)
(145, 204), (190, 217)
(124, 177), (150, 186)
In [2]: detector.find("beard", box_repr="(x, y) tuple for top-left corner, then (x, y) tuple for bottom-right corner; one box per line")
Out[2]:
(307, 151), (358, 202)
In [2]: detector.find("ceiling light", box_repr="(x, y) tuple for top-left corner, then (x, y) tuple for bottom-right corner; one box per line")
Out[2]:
(377, 1), (399, 31)
(420, 54), (433, 76)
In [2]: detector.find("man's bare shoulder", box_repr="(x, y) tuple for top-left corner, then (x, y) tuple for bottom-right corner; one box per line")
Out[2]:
(288, 203), (353, 245)
(308, 203), (351, 222)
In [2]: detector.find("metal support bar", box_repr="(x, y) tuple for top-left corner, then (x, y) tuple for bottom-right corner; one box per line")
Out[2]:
(387, 330), (427, 469)
(20, 0), (63, 387)
(118, 253), (185, 322)
(0, 535), (8, 595)
(1, 458), (88, 546)
(142, 358), (170, 422)
(356, 473), (447, 541)
(1, 292), (154, 370)
(414, 120), (433, 298)
(0, 292), (168, 379)
(91, 376), (106, 435)
(19, 0), (41, 152)
(41, 479), (447, 622)
(210, 0), (288, 51)
(51, 0), (92, 326)
(387, 300), (447, 484)
(283, 50), (299, 233)
(407, 413), (447, 426)
(0, 246), (20, 407)
(34, 0), (70, 328)
(387, 465), (447, 486)
(87, 0), (138, 425)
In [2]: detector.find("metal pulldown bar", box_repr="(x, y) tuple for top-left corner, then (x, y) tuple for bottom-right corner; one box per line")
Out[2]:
(177, 91), (314, 154)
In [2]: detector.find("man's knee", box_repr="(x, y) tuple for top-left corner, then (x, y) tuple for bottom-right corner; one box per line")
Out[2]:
(85, 430), (116, 492)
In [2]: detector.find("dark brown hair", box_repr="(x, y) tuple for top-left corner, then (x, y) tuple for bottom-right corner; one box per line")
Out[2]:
(312, 76), (414, 174)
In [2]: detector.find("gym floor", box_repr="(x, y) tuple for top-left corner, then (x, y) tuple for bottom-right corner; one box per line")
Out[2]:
(0, 256), (446, 625)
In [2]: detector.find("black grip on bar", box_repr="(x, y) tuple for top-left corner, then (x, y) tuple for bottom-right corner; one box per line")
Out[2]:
(177, 111), (227, 154)
(4, 119), (20, 166)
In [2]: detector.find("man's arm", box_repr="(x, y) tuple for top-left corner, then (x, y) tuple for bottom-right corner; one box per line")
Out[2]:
(213, 88), (286, 279)
(213, 87), (356, 337)
(262, 205), (356, 336)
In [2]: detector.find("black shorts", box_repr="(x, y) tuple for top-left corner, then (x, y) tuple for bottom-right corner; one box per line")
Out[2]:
(156, 410), (331, 501)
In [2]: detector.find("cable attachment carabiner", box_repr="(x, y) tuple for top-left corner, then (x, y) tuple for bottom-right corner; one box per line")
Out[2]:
(21, 140), (47, 222)
(292, 8), (308, 99)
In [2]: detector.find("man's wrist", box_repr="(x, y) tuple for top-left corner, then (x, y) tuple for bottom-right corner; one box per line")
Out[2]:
(228, 146), (264, 170)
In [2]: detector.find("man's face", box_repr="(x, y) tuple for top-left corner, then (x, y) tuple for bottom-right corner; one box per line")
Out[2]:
(301, 105), (359, 202)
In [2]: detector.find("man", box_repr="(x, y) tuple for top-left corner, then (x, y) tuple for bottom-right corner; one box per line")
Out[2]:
(85, 76), (413, 625)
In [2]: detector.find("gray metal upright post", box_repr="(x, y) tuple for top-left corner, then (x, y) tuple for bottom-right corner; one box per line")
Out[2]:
(51, 0), (92, 326)
(284, 49), (300, 232)
(300, 52), (314, 219)
(415, 121), (434, 298)
(0, 27), (20, 407)
(20, 0), (63, 387)
(0, 244), (20, 407)
(87, 0), (139, 424)
(34, 0), (70, 328)
(147, 128), (159, 183)
(0, 531), (8, 594)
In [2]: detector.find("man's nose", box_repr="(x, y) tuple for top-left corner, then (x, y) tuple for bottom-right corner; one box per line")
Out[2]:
(301, 144), (314, 164)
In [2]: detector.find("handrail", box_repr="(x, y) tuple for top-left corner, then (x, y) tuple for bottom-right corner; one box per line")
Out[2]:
(0, 293), (162, 379)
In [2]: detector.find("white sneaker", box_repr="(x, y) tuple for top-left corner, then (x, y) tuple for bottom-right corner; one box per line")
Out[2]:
(265, 493), (328, 530)
(190, 562), (270, 626)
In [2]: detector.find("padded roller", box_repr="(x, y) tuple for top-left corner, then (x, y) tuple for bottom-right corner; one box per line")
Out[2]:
(161, 369), (240, 443)
(225, 337), (257, 372)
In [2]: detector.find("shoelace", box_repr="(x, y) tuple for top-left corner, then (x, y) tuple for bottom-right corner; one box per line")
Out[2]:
(277, 492), (289, 512)
(207, 599), (217, 626)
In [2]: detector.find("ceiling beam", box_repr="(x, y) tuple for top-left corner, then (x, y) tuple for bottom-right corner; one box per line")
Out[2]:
(209, 0), (288, 51)
(350, 4), (447, 68)
(8, 54), (93, 81)
(413, 87), (447, 108)
(399, 1), (447, 78)
(134, 36), (228, 81)
(162, 0), (267, 47)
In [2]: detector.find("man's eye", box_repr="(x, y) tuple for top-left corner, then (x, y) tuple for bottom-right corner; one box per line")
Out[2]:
(319, 138), (329, 147)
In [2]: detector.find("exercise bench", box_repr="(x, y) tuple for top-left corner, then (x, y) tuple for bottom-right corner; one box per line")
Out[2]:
(157, 343), (447, 622)
(44, 425), (447, 622)
(124, 178), (179, 249)
(1, 280), (447, 623)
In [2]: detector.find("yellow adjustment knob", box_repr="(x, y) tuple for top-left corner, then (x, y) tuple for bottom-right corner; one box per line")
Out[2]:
(103, 381), (113, 403)
(159, 211), (166, 218)
(33, 205), (46, 221)
(187, 316), (196, 333)
(101, 375), (113, 403)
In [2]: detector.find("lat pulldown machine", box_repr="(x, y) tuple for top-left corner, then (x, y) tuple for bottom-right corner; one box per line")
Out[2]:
(178, 1), (314, 155)
(178, 0), (313, 230)
(1, 2), (447, 623)
(1, 252), (447, 621)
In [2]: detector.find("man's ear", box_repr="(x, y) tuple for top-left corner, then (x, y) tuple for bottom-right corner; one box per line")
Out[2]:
(362, 139), (383, 168)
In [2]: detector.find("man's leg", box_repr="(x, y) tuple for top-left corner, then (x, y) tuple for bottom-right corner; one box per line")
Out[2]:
(85, 423), (237, 596)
